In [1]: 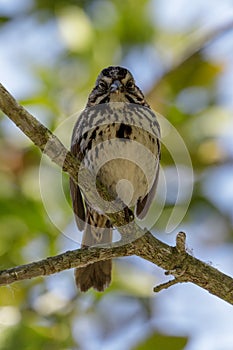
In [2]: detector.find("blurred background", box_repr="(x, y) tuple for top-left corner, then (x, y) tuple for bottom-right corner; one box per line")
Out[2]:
(0, 0), (233, 349)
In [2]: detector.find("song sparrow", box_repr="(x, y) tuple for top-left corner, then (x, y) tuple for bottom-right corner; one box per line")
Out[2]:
(70, 66), (160, 292)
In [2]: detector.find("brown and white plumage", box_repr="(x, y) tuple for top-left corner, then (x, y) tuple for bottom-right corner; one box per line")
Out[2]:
(70, 66), (160, 292)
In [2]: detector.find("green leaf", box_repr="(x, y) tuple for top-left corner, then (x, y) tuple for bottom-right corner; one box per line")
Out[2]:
(133, 333), (188, 350)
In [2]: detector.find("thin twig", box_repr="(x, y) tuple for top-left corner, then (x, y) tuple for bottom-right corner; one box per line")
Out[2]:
(154, 278), (182, 293)
(176, 232), (186, 253)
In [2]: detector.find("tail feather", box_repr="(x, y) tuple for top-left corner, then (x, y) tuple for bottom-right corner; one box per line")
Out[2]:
(75, 260), (112, 292)
(75, 211), (112, 292)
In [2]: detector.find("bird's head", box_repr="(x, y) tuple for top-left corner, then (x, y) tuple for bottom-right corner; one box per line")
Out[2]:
(87, 66), (147, 106)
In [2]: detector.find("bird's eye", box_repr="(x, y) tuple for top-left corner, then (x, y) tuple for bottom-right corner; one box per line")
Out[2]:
(98, 81), (108, 90)
(126, 80), (135, 90)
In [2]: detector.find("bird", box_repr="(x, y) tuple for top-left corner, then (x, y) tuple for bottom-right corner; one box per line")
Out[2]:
(70, 66), (160, 292)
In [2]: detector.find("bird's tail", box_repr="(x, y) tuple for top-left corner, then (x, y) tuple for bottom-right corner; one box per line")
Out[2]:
(75, 210), (112, 292)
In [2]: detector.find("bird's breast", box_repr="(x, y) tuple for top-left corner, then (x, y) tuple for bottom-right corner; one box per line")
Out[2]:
(72, 103), (160, 208)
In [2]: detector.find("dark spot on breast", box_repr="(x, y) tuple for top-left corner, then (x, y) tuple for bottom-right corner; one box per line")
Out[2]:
(87, 139), (93, 150)
(86, 129), (97, 150)
(90, 129), (96, 140)
(83, 131), (88, 139)
(116, 123), (132, 139)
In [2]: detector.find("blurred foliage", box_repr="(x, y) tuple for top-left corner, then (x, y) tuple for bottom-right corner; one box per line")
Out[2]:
(0, 0), (233, 349)
(133, 333), (188, 350)
(0, 312), (75, 350)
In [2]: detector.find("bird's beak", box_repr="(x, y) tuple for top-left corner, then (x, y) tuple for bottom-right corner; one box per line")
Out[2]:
(110, 80), (122, 93)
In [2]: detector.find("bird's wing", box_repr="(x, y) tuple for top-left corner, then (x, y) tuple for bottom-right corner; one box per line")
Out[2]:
(70, 140), (86, 231)
(136, 139), (160, 219)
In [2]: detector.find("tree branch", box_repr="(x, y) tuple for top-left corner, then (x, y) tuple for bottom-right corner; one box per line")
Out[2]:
(0, 241), (135, 286)
(0, 230), (232, 304)
(0, 83), (233, 305)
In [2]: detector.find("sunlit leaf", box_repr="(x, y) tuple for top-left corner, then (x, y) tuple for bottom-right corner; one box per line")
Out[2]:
(133, 333), (188, 350)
